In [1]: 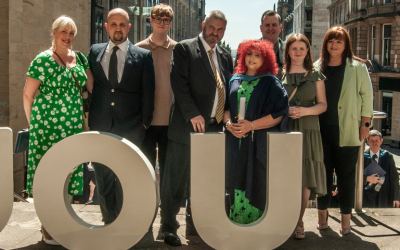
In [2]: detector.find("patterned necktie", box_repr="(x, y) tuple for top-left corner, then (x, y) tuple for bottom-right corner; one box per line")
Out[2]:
(208, 49), (225, 123)
(109, 46), (119, 88)
(372, 154), (377, 162)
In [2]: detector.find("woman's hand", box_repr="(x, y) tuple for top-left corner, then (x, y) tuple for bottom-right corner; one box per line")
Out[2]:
(230, 119), (252, 138)
(289, 106), (302, 119)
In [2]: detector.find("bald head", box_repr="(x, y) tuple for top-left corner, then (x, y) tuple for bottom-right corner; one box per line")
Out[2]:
(108, 8), (129, 22)
(105, 8), (131, 45)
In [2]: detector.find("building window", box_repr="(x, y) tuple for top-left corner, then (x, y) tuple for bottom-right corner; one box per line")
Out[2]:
(351, 28), (357, 54)
(371, 25), (375, 60)
(339, 5), (342, 23)
(372, 0), (376, 6)
(110, 0), (119, 10)
(382, 25), (391, 66)
(384, 0), (391, 4)
(91, 0), (105, 45)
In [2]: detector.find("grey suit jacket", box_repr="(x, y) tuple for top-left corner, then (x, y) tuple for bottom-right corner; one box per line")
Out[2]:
(168, 36), (234, 145)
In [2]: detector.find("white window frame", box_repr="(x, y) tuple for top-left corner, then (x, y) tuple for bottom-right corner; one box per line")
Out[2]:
(371, 25), (375, 60)
(382, 24), (392, 67)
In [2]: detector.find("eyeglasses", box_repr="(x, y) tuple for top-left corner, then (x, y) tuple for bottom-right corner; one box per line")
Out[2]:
(152, 17), (172, 25)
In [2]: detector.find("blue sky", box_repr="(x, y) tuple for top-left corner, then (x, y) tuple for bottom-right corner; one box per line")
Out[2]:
(205, 0), (277, 50)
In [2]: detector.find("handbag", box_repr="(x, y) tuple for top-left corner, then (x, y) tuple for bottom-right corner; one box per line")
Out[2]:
(14, 128), (29, 153)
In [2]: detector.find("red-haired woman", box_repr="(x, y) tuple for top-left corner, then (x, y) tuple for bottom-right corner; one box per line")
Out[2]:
(224, 40), (288, 224)
(281, 33), (327, 239)
(315, 26), (373, 235)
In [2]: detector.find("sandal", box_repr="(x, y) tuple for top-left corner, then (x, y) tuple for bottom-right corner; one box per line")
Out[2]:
(317, 210), (329, 230)
(293, 222), (305, 239)
(340, 227), (351, 235)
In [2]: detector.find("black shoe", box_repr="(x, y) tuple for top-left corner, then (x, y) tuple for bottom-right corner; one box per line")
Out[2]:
(163, 232), (182, 246)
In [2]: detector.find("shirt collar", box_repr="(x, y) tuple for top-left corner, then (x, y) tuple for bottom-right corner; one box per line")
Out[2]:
(148, 35), (171, 50)
(108, 39), (129, 54)
(199, 32), (216, 54)
(369, 148), (381, 159)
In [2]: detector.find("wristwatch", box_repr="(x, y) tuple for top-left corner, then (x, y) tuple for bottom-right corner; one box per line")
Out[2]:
(361, 122), (370, 128)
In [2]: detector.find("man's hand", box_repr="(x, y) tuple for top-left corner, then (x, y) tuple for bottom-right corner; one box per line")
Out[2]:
(393, 200), (400, 208)
(191, 115), (205, 133)
(359, 125), (369, 141)
(366, 173), (382, 184)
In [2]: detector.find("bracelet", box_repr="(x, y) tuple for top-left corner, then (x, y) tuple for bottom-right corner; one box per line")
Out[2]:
(251, 121), (254, 141)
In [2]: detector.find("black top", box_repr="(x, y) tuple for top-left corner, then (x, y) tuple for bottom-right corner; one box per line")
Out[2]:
(319, 63), (346, 126)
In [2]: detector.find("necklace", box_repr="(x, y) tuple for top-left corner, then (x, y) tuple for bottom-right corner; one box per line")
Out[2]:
(292, 63), (303, 66)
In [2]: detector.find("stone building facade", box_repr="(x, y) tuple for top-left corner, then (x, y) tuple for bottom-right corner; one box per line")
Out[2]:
(276, 0), (331, 62)
(328, 0), (400, 145)
(0, 0), (204, 192)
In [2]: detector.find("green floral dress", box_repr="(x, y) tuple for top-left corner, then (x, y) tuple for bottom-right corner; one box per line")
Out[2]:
(229, 78), (264, 224)
(26, 51), (89, 196)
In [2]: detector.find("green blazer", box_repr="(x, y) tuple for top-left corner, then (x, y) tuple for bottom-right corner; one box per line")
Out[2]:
(314, 58), (373, 146)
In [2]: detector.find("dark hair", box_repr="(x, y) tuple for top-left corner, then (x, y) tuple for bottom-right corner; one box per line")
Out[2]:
(318, 26), (364, 71)
(261, 10), (281, 24)
(234, 40), (278, 76)
(284, 33), (313, 73)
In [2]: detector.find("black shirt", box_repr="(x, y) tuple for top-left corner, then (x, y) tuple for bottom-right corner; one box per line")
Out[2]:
(319, 63), (346, 126)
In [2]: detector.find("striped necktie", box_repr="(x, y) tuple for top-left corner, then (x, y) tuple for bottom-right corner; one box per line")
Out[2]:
(208, 49), (224, 123)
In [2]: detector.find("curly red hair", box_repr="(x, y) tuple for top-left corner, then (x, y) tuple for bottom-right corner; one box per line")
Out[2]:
(234, 39), (278, 76)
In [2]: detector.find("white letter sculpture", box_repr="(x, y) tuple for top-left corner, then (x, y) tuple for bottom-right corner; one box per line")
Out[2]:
(191, 132), (302, 250)
(0, 128), (13, 232)
(33, 132), (157, 250)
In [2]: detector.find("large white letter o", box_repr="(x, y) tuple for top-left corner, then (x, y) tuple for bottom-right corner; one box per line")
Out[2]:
(0, 128), (13, 232)
(33, 132), (157, 250)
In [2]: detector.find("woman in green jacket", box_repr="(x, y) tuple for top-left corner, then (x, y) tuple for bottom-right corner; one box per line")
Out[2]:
(314, 26), (373, 235)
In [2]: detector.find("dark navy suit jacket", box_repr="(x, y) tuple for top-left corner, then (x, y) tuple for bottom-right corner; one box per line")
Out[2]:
(87, 42), (155, 144)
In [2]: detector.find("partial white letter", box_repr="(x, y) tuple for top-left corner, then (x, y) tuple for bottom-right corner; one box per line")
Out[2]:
(0, 128), (13, 232)
(33, 132), (157, 250)
(191, 132), (302, 250)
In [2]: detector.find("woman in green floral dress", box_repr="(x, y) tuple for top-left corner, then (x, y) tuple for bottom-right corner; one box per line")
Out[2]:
(22, 15), (93, 245)
(224, 40), (288, 224)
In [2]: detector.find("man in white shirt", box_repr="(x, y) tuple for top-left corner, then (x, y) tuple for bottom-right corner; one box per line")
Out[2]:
(363, 130), (400, 208)
(160, 10), (233, 246)
(87, 8), (155, 224)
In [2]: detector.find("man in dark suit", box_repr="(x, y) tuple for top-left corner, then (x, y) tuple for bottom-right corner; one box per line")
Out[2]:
(160, 10), (233, 246)
(87, 8), (155, 224)
(363, 130), (400, 208)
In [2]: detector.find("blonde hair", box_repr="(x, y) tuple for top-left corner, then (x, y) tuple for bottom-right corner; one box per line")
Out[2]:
(51, 15), (77, 51)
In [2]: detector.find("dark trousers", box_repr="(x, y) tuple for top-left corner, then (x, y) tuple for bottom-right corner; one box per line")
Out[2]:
(317, 126), (359, 214)
(141, 125), (168, 190)
(161, 122), (222, 233)
(94, 121), (144, 224)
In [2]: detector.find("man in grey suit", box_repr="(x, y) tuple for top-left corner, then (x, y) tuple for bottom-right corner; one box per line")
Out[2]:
(87, 8), (155, 224)
(160, 10), (233, 246)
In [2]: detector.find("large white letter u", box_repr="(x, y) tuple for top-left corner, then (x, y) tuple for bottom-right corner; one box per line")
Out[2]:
(190, 132), (303, 250)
